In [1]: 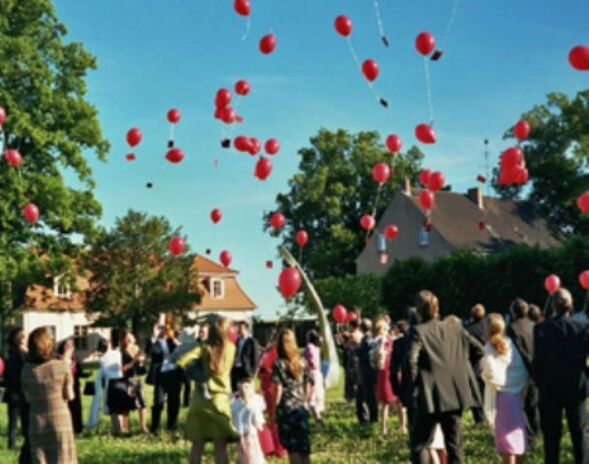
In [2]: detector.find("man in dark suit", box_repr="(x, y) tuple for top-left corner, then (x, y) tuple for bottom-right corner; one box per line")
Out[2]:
(532, 288), (589, 464)
(355, 318), (378, 424)
(409, 290), (484, 464)
(145, 323), (181, 433)
(231, 321), (259, 391)
(506, 298), (540, 447)
(465, 303), (487, 424)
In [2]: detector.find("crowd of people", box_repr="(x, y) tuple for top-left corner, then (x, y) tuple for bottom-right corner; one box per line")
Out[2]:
(2, 286), (589, 464)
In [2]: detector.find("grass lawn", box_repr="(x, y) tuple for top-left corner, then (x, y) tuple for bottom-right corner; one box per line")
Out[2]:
(0, 369), (576, 463)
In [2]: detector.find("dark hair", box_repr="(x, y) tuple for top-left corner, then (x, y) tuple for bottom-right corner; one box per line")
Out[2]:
(307, 329), (321, 347)
(348, 319), (359, 330)
(415, 290), (439, 321)
(57, 338), (73, 355)
(360, 318), (372, 334)
(239, 320), (250, 330)
(528, 304), (542, 323)
(119, 329), (131, 348)
(96, 338), (108, 354)
(8, 327), (24, 349)
(552, 288), (573, 316)
(509, 298), (529, 320)
(28, 327), (54, 364)
(471, 304), (486, 321)
(395, 320), (409, 334)
(406, 306), (421, 326)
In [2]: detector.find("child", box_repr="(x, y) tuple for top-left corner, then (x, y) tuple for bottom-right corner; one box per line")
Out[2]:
(231, 380), (266, 464)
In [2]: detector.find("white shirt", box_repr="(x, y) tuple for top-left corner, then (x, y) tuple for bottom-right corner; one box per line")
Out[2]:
(157, 338), (174, 373)
(481, 337), (528, 394)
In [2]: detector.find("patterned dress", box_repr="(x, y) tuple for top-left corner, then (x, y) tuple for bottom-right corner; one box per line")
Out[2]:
(21, 359), (77, 464)
(272, 358), (311, 455)
(304, 343), (325, 414)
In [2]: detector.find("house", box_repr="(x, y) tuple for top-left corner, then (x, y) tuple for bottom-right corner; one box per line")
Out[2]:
(356, 182), (561, 275)
(17, 254), (257, 361)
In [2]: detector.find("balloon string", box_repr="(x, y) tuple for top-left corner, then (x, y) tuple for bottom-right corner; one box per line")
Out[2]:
(366, 182), (383, 241)
(169, 123), (175, 144)
(241, 16), (251, 42)
(583, 291), (589, 315)
(443, 0), (461, 47)
(371, 0), (388, 46)
(346, 37), (386, 107)
(423, 57), (435, 124)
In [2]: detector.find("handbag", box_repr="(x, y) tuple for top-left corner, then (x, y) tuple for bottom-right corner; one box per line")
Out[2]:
(83, 380), (95, 396)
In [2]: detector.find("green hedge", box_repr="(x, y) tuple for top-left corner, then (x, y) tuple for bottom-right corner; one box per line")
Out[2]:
(311, 236), (589, 322)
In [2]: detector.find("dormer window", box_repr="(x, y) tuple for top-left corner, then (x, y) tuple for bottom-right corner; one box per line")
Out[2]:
(53, 276), (71, 300)
(212, 278), (224, 299)
(418, 227), (429, 247)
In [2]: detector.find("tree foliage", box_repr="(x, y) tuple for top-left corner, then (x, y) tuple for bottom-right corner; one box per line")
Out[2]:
(0, 0), (109, 316)
(84, 210), (200, 334)
(267, 129), (424, 279)
(493, 90), (589, 235)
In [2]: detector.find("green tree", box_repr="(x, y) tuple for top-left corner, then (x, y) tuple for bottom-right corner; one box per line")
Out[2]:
(266, 128), (424, 278)
(84, 210), (200, 334)
(493, 90), (589, 235)
(0, 0), (109, 336)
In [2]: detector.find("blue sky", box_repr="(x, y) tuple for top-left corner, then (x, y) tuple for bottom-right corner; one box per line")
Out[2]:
(56, 0), (588, 318)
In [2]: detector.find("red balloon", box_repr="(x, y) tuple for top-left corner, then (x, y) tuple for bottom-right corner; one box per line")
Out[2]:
(332, 304), (347, 324)
(210, 208), (222, 224)
(215, 88), (232, 108)
(544, 274), (560, 294)
(228, 323), (239, 344)
(254, 156), (273, 180)
(479, 220), (486, 231)
(235, 79), (250, 96)
(415, 124), (436, 144)
(419, 169), (432, 186)
(234, 135), (253, 152)
(415, 32), (435, 56)
(577, 192), (589, 213)
(278, 267), (302, 298)
(220, 250), (232, 267)
(514, 119), (530, 140)
(498, 169), (510, 186)
(295, 230), (308, 247)
(0, 106), (5, 125)
(219, 106), (236, 124)
(384, 224), (399, 240)
(126, 128), (142, 147)
(234, 0), (251, 16)
(125, 153), (135, 161)
(266, 260), (273, 269)
(165, 147), (184, 163)
(334, 15), (352, 37)
(169, 236), (185, 256)
(235, 115), (244, 123)
(360, 214), (375, 231)
(265, 138), (280, 155)
(362, 59), (379, 81)
(419, 190), (435, 210)
(386, 134), (402, 153)
(259, 34), (276, 55)
(270, 212), (285, 230)
(214, 108), (222, 120)
(579, 270), (589, 290)
(249, 137), (261, 155)
(568, 45), (589, 71)
(427, 171), (445, 192)
(346, 311), (358, 323)
(167, 108), (181, 124)
(4, 149), (22, 167)
(23, 203), (39, 223)
(500, 147), (523, 170)
(372, 162), (391, 184)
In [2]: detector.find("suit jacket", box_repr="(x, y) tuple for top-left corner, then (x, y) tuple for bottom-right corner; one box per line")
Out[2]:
(145, 337), (177, 385)
(409, 319), (484, 414)
(532, 316), (589, 402)
(466, 318), (487, 345)
(390, 333), (411, 402)
(236, 336), (259, 378)
(4, 347), (26, 399)
(357, 334), (376, 387)
(507, 317), (535, 371)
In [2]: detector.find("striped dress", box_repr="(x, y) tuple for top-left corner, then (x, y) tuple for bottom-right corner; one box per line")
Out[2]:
(21, 359), (78, 464)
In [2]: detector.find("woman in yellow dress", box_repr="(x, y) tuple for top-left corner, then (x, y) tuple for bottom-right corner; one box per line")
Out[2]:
(176, 316), (239, 464)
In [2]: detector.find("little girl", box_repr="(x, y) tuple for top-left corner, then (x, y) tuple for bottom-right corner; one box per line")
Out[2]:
(231, 380), (267, 464)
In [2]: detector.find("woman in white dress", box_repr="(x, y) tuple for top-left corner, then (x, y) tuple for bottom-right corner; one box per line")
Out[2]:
(86, 338), (123, 433)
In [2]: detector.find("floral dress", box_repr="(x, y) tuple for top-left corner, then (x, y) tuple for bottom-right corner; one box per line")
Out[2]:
(272, 358), (311, 455)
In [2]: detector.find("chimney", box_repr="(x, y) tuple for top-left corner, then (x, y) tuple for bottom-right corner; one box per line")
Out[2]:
(467, 187), (484, 209)
(402, 178), (412, 196)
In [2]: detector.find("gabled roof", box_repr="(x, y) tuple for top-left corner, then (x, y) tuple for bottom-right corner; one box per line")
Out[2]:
(403, 189), (560, 252)
(195, 276), (257, 311)
(194, 254), (238, 275)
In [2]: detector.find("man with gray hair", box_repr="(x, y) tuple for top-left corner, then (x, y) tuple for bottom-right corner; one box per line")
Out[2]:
(532, 288), (589, 464)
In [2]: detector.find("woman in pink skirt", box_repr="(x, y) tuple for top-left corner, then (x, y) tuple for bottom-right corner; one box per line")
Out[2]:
(304, 329), (325, 424)
(371, 317), (398, 435)
(481, 313), (529, 464)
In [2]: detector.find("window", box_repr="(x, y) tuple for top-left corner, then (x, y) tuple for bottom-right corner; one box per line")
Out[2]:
(74, 325), (88, 350)
(212, 279), (225, 299)
(53, 276), (71, 299)
(418, 227), (429, 247)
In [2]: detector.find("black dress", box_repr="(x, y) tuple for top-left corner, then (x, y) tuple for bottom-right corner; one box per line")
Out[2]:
(272, 358), (311, 455)
(69, 355), (89, 434)
(122, 350), (146, 409)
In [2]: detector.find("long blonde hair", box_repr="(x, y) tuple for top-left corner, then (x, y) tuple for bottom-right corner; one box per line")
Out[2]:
(374, 316), (389, 337)
(486, 313), (507, 356)
(277, 329), (302, 379)
(207, 317), (231, 375)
